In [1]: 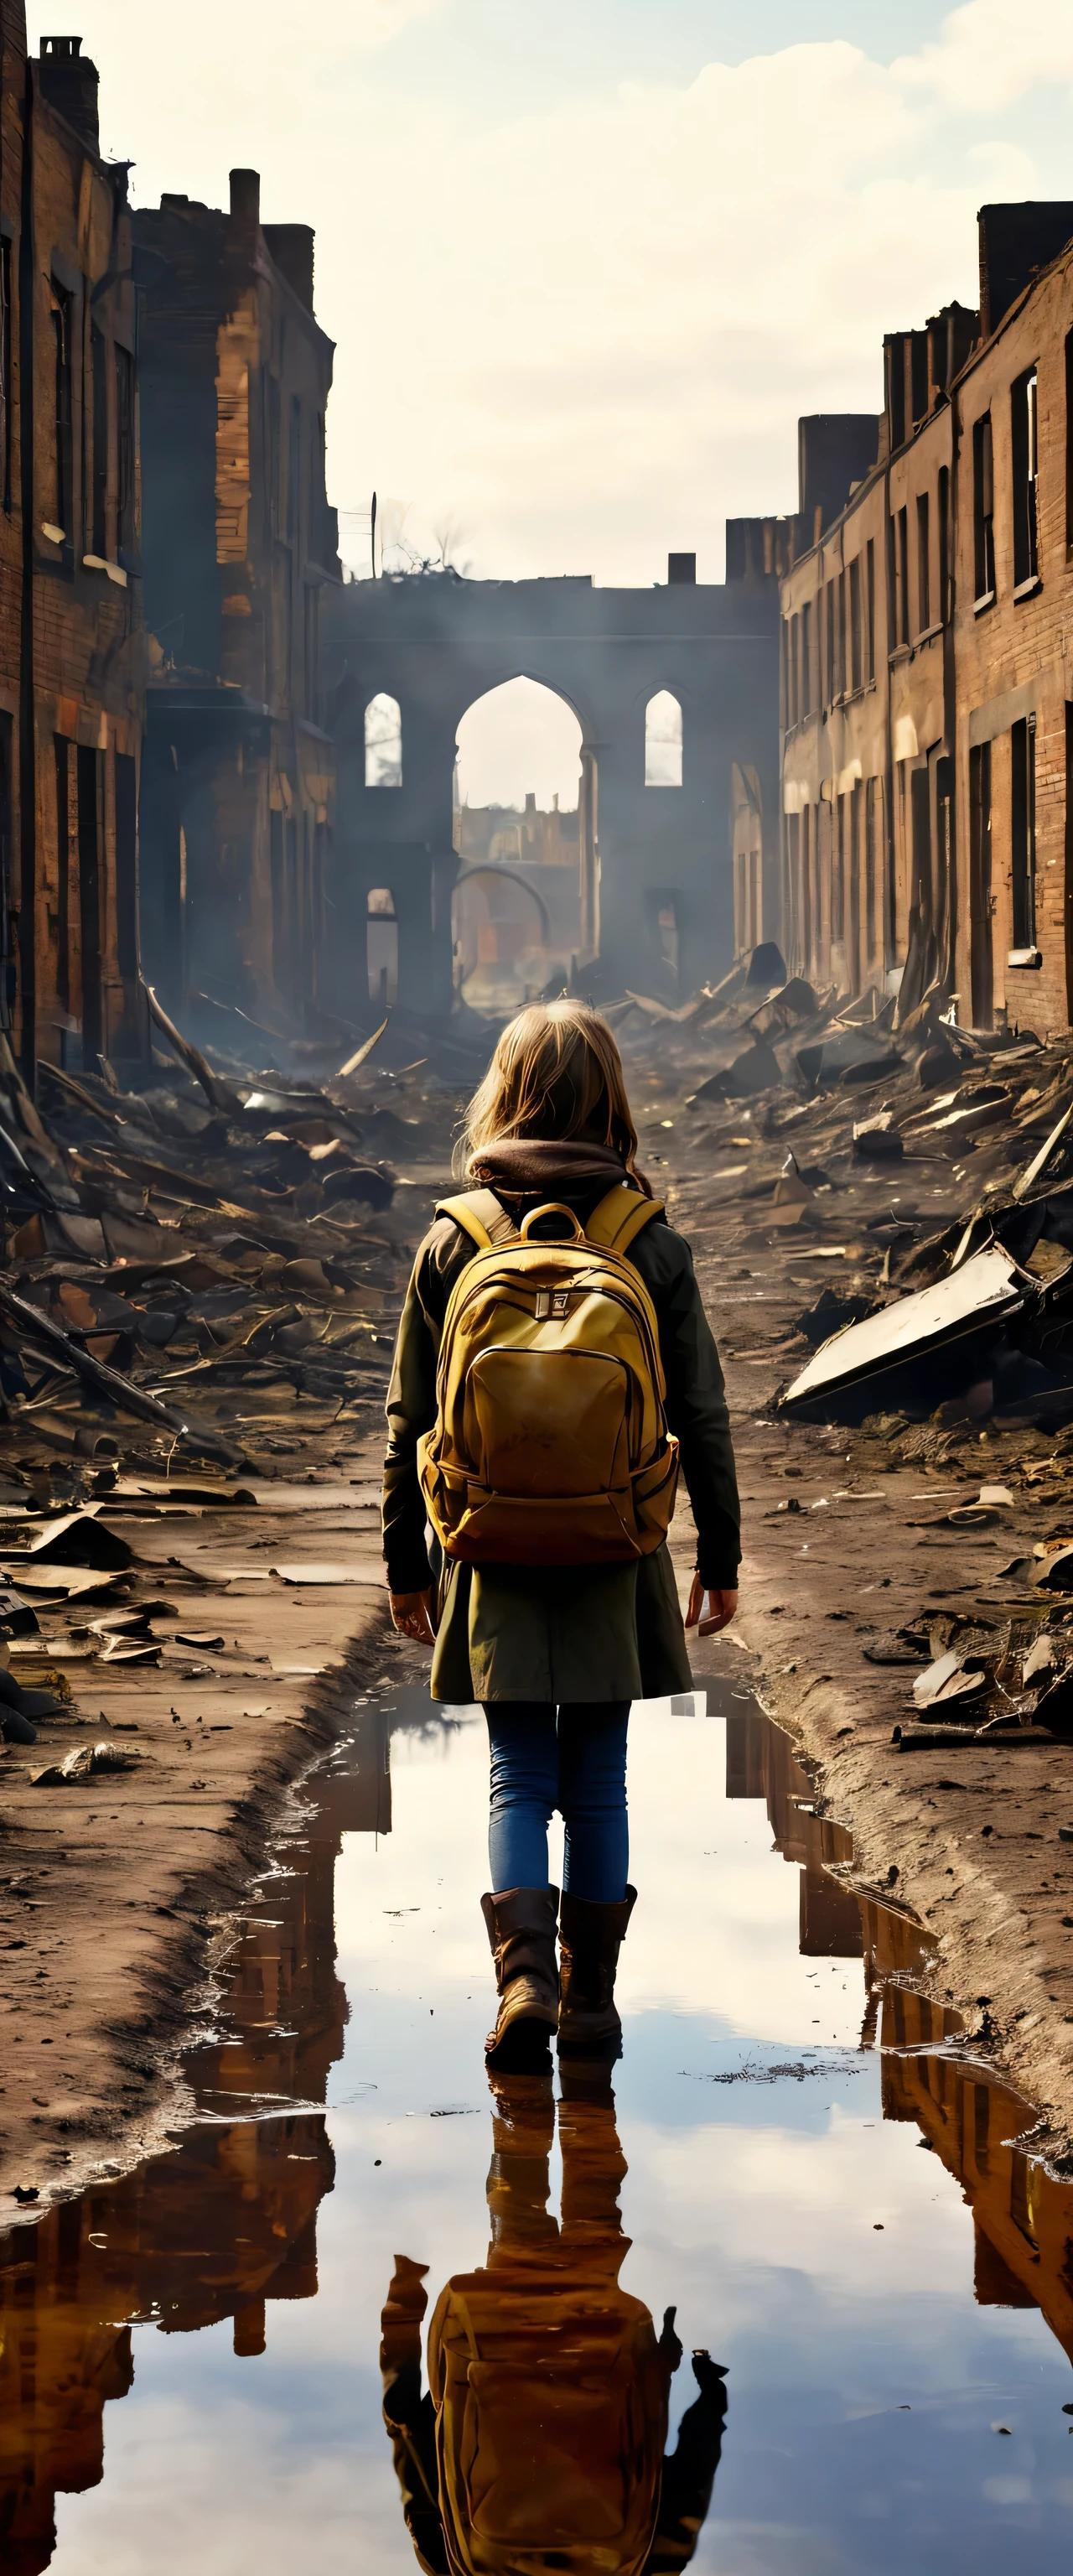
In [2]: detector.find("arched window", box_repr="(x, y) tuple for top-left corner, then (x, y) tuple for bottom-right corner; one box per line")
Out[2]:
(365, 693), (402, 788)
(367, 887), (398, 1006)
(645, 690), (682, 787)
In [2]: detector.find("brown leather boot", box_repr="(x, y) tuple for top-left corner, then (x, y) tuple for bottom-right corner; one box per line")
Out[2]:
(557, 1887), (637, 2054)
(481, 1886), (560, 2070)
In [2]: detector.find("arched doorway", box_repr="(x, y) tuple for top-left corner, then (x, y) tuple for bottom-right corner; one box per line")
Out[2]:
(453, 678), (598, 1006)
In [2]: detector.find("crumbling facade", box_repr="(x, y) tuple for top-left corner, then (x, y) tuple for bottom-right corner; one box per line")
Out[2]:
(133, 171), (340, 1034)
(322, 557), (778, 1016)
(779, 202), (1073, 1036)
(0, 15), (146, 1076)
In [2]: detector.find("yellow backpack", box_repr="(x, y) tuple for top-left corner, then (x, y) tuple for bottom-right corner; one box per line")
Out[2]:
(417, 1183), (680, 1566)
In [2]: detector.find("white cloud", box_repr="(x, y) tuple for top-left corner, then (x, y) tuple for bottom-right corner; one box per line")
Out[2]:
(894, 0), (1073, 112)
(29, 3), (1069, 596)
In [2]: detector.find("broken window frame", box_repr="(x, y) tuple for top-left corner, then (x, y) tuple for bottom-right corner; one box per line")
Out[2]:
(973, 412), (995, 605)
(1010, 712), (1037, 953)
(1011, 364), (1039, 593)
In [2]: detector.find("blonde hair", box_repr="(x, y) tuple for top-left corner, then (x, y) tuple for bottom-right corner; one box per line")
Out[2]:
(458, 1002), (641, 1180)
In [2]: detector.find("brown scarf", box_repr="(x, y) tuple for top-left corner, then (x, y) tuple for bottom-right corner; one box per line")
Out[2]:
(468, 1138), (652, 1198)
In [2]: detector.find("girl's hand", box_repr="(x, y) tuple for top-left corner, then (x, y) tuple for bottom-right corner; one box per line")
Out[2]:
(686, 1574), (739, 1635)
(390, 1587), (437, 1645)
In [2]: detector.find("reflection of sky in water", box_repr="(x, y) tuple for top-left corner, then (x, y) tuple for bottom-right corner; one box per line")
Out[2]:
(53, 1701), (1073, 2573)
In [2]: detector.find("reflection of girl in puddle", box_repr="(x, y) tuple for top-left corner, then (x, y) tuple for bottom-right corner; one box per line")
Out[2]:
(380, 2065), (727, 2575)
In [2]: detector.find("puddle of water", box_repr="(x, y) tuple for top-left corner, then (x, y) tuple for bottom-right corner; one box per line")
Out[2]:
(3, 1685), (1073, 2573)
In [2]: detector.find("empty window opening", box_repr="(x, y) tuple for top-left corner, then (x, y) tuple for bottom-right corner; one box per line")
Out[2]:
(76, 746), (102, 1057)
(969, 739), (993, 1028)
(864, 777), (879, 972)
(825, 579), (835, 703)
(916, 492), (930, 632)
(367, 887), (398, 1009)
(836, 572), (847, 696)
(116, 345), (135, 555)
(937, 467), (951, 625)
(365, 693), (402, 789)
(801, 803), (813, 972)
(910, 765), (932, 937)
(657, 896), (680, 978)
(865, 539), (875, 683)
(801, 600), (812, 715)
(115, 752), (138, 984)
(1012, 366), (1039, 589)
(0, 236), (10, 510)
(54, 737), (71, 1012)
(896, 507), (910, 646)
(91, 325), (108, 558)
(973, 413), (995, 601)
(1066, 331), (1073, 550)
(849, 558), (862, 693)
(790, 614), (800, 726)
(1011, 714), (1037, 950)
(50, 283), (73, 537)
(645, 691), (682, 787)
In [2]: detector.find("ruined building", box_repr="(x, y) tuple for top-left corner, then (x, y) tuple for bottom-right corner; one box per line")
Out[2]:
(778, 200), (1073, 1035)
(0, 16), (145, 1076)
(133, 171), (340, 1033)
(321, 554), (778, 1015)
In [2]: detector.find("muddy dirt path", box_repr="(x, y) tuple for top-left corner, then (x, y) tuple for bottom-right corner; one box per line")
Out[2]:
(3, 1680), (1070, 2573)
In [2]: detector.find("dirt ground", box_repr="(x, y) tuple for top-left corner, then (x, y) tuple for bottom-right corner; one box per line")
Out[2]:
(6, 1037), (1073, 2224)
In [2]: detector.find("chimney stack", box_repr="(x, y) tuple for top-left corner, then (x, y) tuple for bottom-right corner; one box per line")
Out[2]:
(229, 168), (261, 231)
(667, 553), (697, 585)
(39, 35), (100, 152)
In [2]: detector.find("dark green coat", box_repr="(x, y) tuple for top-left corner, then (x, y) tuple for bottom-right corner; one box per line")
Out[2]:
(382, 1181), (739, 1704)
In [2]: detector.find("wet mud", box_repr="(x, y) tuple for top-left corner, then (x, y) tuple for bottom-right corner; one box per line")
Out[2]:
(3, 1680), (1072, 2573)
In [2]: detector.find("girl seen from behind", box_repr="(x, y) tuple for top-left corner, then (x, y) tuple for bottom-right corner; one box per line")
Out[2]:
(382, 1001), (739, 2068)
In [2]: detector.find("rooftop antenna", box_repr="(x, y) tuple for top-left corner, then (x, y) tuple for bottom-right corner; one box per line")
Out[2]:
(371, 490), (377, 579)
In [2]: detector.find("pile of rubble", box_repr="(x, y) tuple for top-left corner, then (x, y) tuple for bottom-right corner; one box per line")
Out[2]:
(614, 950), (1073, 1435)
(0, 995), (485, 1749)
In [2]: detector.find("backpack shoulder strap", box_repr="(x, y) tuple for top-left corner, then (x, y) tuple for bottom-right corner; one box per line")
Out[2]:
(584, 1183), (664, 1257)
(436, 1188), (521, 1252)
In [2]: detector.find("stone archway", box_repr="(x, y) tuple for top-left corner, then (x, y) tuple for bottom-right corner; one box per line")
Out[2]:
(322, 569), (778, 1019)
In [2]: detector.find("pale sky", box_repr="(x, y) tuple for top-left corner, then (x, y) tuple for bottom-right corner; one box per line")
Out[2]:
(28, 1), (1073, 802)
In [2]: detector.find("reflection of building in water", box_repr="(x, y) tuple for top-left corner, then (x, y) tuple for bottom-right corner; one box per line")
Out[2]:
(725, 1707), (860, 1954)
(727, 1702), (1073, 2386)
(0, 1699), (397, 2574)
(381, 2069), (728, 2575)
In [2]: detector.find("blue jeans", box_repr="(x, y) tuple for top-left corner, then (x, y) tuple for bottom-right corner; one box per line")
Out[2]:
(484, 1701), (630, 1903)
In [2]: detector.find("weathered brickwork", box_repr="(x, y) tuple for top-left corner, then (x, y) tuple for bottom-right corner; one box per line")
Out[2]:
(0, 13), (146, 1076)
(134, 172), (340, 1031)
(778, 206), (1073, 1036)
